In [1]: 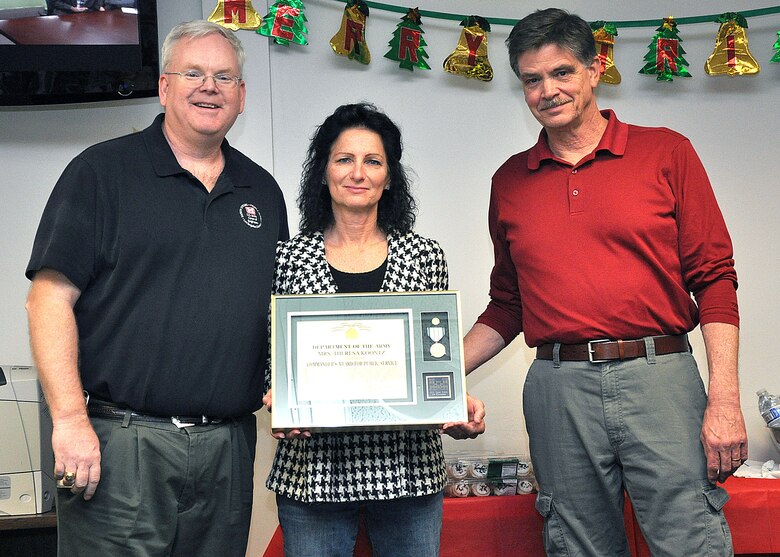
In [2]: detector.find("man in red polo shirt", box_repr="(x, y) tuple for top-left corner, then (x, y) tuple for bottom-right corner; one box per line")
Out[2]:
(464, 8), (747, 556)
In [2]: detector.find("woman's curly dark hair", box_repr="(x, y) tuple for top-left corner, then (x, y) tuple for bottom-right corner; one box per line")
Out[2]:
(297, 103), (417, 235)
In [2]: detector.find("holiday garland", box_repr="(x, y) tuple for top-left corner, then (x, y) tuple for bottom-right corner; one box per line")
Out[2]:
(330, 2), (780, 28)
(210, 1), (780, 80)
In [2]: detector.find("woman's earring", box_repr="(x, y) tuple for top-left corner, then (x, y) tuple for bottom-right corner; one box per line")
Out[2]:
(384, 182), (391, 190)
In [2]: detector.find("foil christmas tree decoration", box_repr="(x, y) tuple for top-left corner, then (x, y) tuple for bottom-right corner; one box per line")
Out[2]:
(384, 7), (430, 71)
(639, 17), (692, 82)
(257, 0), (308, 46)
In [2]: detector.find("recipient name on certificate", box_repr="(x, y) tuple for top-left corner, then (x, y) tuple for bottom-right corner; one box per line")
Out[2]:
(294, 315), (410, 403)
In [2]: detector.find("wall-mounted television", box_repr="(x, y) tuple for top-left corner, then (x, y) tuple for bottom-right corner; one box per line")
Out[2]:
(0, 0), (159, 106)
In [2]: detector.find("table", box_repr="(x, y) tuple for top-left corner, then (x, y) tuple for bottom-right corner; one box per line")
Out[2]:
(263, 477), (780, 556)
(0, 511), (56, 557)
(0, 10), (137, 45)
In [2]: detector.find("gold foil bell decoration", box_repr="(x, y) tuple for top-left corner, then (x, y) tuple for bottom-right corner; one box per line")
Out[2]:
(330, 0), (370, 64)
(705, 13), (760, 76)
(208, 0), (262, 31)
(591, 21), (621, 85)
(443, 16), (493, 82)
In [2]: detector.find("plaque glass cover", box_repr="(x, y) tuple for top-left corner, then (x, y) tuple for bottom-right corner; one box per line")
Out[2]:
(271, 291), (468, 431)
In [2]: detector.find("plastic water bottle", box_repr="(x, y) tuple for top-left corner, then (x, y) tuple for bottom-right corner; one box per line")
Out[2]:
(756, 389), (780, 426)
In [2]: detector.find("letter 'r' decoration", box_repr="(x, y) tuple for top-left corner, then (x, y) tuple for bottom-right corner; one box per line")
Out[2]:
(384, 7), (430, 71)
(330, 0), (371, 64)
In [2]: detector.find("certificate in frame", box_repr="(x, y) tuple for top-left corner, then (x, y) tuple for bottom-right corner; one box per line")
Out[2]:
(271, 291), (468, 431)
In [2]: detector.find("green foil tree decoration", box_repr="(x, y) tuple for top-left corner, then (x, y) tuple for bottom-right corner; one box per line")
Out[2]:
(639, 17), (692, 81)
(771, 30), (780, 63)
(384, 7), (430, 70)
(257, 0), (308, 46)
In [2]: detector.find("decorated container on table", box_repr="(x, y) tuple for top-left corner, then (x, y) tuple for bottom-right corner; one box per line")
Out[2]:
(445, 453), (520, 480)
(445, 477), (519, 497)
(445, 452), (535, 497)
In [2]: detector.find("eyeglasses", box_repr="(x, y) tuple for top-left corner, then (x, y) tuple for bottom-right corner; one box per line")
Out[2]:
(164, 70), (243, 89)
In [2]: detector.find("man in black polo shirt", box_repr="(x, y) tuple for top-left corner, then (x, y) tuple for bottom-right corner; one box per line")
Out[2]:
(25, 20), (288, 557)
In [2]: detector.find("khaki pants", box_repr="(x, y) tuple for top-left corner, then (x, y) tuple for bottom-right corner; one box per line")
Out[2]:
(524, 350), (733, 557)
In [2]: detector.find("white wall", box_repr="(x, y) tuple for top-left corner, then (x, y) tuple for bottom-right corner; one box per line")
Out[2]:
(2, 0), (779, 554)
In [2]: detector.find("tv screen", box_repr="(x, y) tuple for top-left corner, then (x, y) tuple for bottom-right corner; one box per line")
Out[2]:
(0, 0), (159, 106)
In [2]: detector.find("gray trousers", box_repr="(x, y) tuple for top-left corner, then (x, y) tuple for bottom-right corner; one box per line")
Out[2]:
(524, 349), (733, 557)
(56, 413), (256, 557)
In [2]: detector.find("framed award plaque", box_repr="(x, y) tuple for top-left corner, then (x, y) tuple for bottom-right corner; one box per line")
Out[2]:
(270, 291), (468, 431)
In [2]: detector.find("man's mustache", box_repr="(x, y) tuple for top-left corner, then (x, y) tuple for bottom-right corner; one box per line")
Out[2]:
(539, 98), (572, 110)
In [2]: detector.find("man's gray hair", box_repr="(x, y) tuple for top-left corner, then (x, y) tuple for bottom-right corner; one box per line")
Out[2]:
(161, 20), (245, 75)
(506, 8), (596, 79)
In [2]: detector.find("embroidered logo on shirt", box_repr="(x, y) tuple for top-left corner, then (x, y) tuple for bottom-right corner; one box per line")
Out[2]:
(239, 204), (262, 228)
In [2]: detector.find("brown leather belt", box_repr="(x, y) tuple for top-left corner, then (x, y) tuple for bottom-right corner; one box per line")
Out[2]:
(536, 334), (689, 363)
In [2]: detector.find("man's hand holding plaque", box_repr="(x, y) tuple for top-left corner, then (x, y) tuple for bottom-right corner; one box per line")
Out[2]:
(442, 393), (486, 439)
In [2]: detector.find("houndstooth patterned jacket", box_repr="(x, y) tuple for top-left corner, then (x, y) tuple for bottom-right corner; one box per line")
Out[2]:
(265, 231), (449, 502)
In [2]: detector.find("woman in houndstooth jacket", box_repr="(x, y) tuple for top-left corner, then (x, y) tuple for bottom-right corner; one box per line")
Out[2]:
(262, 103), (485, 557)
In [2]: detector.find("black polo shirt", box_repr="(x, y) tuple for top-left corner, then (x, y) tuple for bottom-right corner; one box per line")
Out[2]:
(27, 113), (289, 417)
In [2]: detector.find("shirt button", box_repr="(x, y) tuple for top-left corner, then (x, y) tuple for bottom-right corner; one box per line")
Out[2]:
(572, 169), (577, 174)
(572, 189), (579, 196)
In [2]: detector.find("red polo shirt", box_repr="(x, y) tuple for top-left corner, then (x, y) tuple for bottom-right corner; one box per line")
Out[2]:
(476, 110), (738, 347)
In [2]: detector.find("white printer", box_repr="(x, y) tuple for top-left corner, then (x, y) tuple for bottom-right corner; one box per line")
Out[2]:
(0, 365), (54, 515)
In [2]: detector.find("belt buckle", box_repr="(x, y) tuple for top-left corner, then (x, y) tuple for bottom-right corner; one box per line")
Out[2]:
(171, 417), (196, 428)
(587, 339), (612, 363)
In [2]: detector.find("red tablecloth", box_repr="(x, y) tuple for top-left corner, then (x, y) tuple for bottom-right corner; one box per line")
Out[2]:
(263, 477), (779, 556)
(630, 477), (780, 556)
